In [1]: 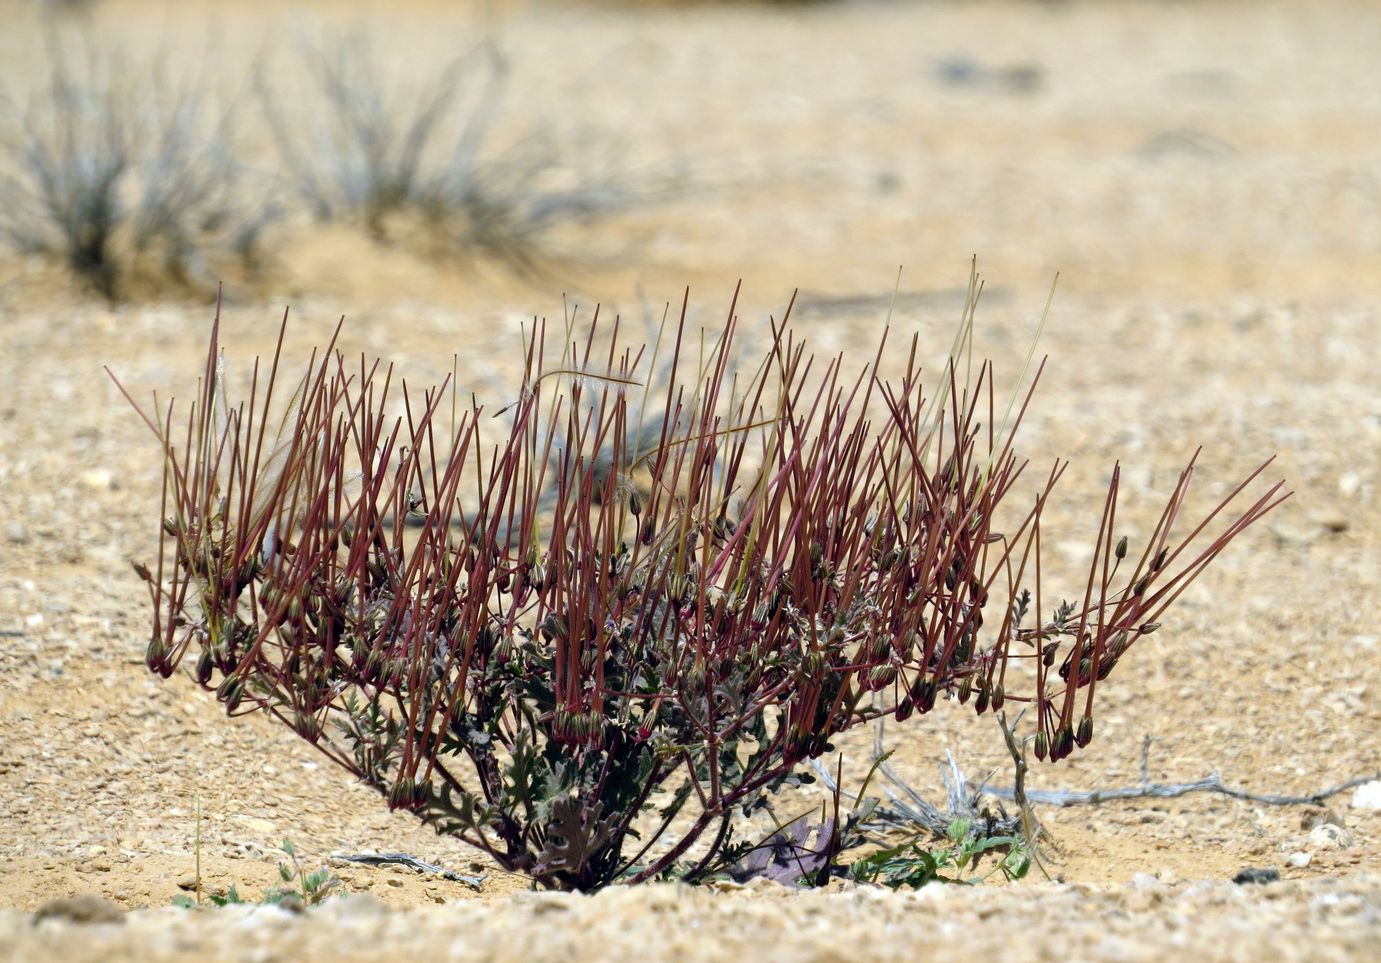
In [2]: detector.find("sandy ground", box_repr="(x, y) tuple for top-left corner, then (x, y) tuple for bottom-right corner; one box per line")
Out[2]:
(1, 0), (1379, 959)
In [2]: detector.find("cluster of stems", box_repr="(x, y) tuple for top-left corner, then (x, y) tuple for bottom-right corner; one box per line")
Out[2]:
(111, 286), (1286, 890)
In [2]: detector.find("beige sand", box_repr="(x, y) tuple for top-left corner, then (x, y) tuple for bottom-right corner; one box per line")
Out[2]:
(0, 0), (1378, 958)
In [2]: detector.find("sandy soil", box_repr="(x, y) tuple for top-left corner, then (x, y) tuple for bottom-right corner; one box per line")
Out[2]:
(1, 0), (1379, 959)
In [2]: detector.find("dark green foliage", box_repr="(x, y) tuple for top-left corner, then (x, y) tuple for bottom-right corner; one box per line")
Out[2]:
(849, 819), (1032, 889)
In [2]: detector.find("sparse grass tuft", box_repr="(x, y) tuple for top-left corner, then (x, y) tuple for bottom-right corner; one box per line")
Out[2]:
(258, 31), (666, 272)
(0, 35), (277, 298)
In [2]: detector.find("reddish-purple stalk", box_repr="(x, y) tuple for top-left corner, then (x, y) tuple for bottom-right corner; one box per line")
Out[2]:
(108, 289), (1288, 891)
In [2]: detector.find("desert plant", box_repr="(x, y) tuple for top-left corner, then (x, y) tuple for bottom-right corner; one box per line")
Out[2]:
(257, 32), (664, 269)
(0, 35), (276, 297)
(111, 284), (1286, 892)
(173, 838), (340, 910)
(848, 818), (1032, 889)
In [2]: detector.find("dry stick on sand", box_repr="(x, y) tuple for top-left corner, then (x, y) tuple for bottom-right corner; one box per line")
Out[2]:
(330, 853), (486, 889)
(986, 734), (1380, 808)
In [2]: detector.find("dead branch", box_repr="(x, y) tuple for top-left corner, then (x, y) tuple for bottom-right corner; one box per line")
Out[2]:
(331, 852), (486, 889)
(986, 734), (1379, 808)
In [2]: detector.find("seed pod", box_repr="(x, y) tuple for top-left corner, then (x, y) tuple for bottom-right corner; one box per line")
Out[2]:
(628, 489), (643, 517)
(195, 649), (214, 686)
(864, 665), (896, 691)
(1076, 715), (1094, 747)
(1057, 725), (1075, 758)
(898, 631), (919, 663)
(540, 613), (567, 644)
(476, 623), (497, 652)
(1139, 622), (1161, 634)
(894, 698), (915, 723)
(865, 635), (891, 663)
(1033, 730), (1049, 760)
(1114, 536), (1128, 560)
(974, 685), (990, 715)
(1151, 547), (1168, 572)
(957, 674), (973, 704)
(218, 677), (243, 713)
(363, 649), (383, 682)
(144, 635), (169, 675)
(714, 514), (734, 543)
(294, 710), (322, 743)
(990, 683), (1005, 712)
(493, 632), (514, 664)
(1133, 576), (1150, 596)
(388, 778), (417, 810)
(911, 678), (938, 713)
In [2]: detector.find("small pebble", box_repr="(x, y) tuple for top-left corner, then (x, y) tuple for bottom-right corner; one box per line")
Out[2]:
(1288, 852), (1312, 868)
(1233, 867), (1280, 886)
(80, 468), (115, 490)
(1312, 512), (1349, 534)
(4, 521), (28, 544)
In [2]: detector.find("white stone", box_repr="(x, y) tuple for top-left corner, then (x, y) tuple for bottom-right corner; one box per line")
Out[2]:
(1288, 852), (1312, 868)
(1307, 823), (1352, 850)
(80, 468), (115, 490)
(1349, 780), (1381, 810)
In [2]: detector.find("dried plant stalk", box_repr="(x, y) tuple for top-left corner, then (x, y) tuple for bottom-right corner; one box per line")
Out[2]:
(109, 286), (1287, 891)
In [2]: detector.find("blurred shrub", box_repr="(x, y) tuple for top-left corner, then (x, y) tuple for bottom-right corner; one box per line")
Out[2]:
(0, 38), (277, 298)
(258, 33), (666, 272)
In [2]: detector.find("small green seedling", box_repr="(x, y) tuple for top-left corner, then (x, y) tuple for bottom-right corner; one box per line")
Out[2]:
(172, 828), (341, 909)
(266, 840), (342, 908)
(848, 819), (1033, 889)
